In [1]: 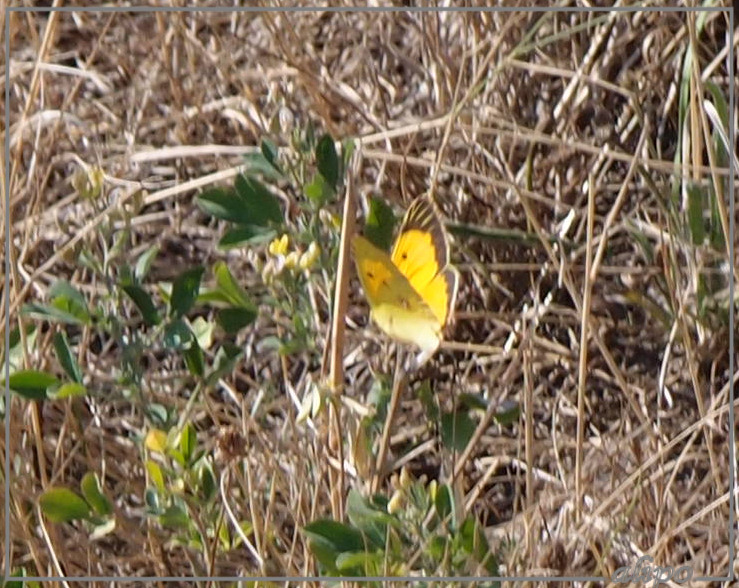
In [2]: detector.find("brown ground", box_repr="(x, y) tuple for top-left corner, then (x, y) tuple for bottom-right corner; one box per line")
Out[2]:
(3, 3), (738, 587)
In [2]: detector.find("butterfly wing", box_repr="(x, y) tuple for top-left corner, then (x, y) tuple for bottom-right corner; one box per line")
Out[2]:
(391, 196), (455, 325)
(352, 235), (442, 352)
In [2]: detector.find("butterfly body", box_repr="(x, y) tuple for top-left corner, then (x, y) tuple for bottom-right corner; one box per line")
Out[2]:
(352, 195), (458, 355)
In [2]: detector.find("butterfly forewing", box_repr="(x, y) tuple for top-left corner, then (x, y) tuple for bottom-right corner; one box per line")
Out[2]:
(391, 196), (449, 279)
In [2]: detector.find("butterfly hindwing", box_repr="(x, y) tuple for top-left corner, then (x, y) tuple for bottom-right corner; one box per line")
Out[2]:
(352, 235), (442, 353)
(416, 265), (459, 325)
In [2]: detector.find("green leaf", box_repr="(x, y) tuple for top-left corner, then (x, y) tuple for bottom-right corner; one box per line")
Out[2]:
(122, 284), (161, 326)
(179, 423), (197, 465)
(261, 138), (283, 174)
(159, 503), (190, 529)
(196, 187), (249, 223)
(134, 244), (160, 282)
(163, 319), (194, 350)
(80, 472), (113, 516)
(6, 370), (59, 401)
(316, 134), (339, 191)
(346, 489), (395, 549)
(242, 140), (284, 179)
(441, 409), (476, 452)
(48, 281), (91, 324)
(144, 487), (161, 514)
(217, 307), (257, 334)
(169, 266), (204, 318)
(456, 392), (488, 411)
(304, 173), (332, 207)
(303, 520), (365, 573)
(213, 261), (257, 308)
(190, 316), (214, 350)
(364, 196), (396, 251)
(145, 403), (172, 428)
(146, 460), (166, 492)
(234, 174), (284, 226)
(22, 303), (88, 326)
(457, 517), (499, 575)
(39, 487), (91, 522)
(335, 550), (380, 575)
(434, 483), (454, 521)
(52, 331), (82, 383)
(493, 400), (520, 426)
(182, 337), (205, 377)
(206, 343), (243, 386)
(47, 382), (87, 400)
(198, 461), (217, 501)
(219, 225), (275, 249)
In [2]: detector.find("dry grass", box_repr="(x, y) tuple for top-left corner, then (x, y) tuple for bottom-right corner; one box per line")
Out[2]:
(3, 2), (737, 586)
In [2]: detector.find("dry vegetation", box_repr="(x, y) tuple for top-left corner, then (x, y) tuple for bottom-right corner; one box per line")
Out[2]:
(3, 3), (738, 587)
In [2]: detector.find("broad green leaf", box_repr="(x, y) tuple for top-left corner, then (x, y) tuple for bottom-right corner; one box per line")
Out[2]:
(213, 261), (257, 308)
(6, 370), (58, 401)
(206, 343), (244, 386)
(80, 472), (113, 516)
(179, 423), (197, 465)
(196, 187), (250, 223)
(22, 303), (88, 326)
(49, 281), (91, 324)
(217, 307), (257, 334)
(52, 331), (82, 383)
(242, 140), (284, 179)
(219, 225), (275, 249)
(364, 196), (396, 252)
(169, 266), (204, 318)
(335, 550), (380, 575)
(47, 382), (87, 400)
(190, 316), (214, 350)
(39, 487), (91, 522)
(146, 460), (166, 492)
(303, 520), (365, 573)
(134, 245), (160, 282)
(182, 337), (205, 377)
(493, 400), (521, 426)
(122, 284), (161, 326)
(434, 483), (454, 521)
(163, 319), (194, 350)
(456, 392), (488, 411)
(159, 504), (190, 529)
(441, 409), (476, 452)
(304, 173), (332, 207)
(346, 489), (395, 549)
(234, 174), (283, 226)
(198, 462), (217, 501)
(316, 134), (339, 190)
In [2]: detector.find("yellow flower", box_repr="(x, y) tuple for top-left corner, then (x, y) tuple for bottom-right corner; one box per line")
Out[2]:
(299, 241), (320, 270)
(268, 234), (289, 256)
(284, 251), (300, 270)
(387, 489), (406, 515)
